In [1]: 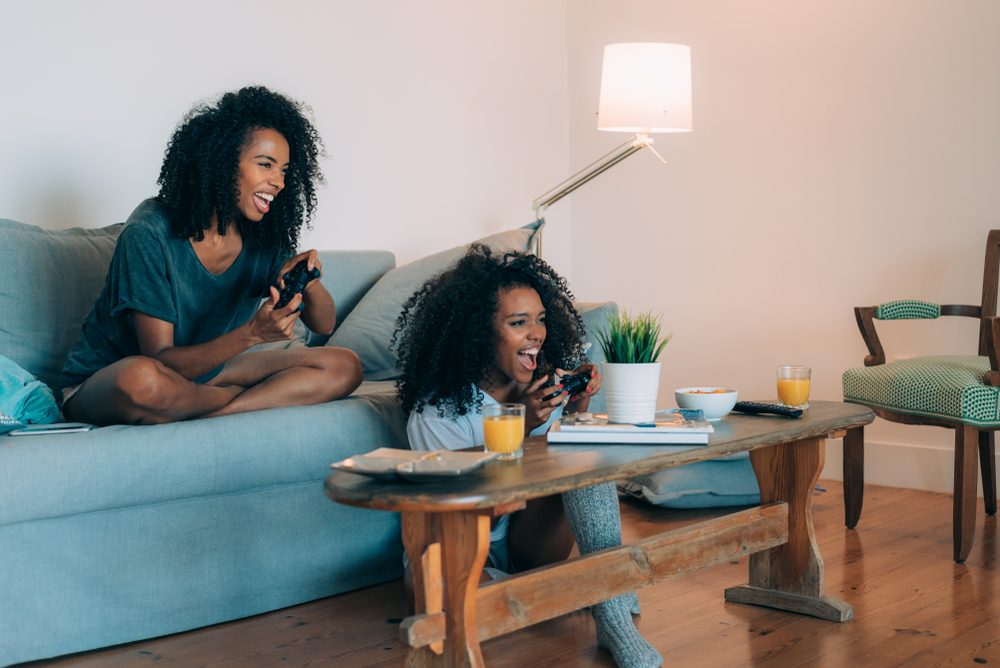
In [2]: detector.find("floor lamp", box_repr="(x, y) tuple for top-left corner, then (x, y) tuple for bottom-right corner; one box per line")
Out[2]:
(532, 42), (693, 256)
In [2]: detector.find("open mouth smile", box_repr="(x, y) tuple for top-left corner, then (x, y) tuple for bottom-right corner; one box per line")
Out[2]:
(518, 347), (539, 371)
(253, 191), (275, 214)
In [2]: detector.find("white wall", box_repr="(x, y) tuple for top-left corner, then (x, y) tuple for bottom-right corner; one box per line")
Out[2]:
(1, 0), (574, 273)
(567, 0), (1000, 491)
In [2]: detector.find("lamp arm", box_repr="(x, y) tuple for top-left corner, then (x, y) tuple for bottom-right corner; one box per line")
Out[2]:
(532, 133), (657, 219)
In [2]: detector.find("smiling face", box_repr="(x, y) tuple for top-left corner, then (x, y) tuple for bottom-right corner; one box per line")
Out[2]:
(488, 285), (546, 390)
(236, 127), (290, 222)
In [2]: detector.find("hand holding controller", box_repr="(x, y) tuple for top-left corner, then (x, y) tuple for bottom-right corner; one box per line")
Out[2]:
(542, 370), (592, 401)
(274, 260), (321, 308)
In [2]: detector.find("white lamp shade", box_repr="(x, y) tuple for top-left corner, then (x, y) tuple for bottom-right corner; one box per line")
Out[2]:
(597, 42), (692, 133)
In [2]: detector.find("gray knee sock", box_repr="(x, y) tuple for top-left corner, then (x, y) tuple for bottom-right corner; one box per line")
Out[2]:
(594, 596), (662, 668)
(562, 484), (661, 668)
(626, 590), (641, 616)
(561, 483), (640, 614)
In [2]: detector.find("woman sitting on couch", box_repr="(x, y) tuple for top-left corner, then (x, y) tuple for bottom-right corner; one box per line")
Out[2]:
(60, 86), (362, 426)
(392, 244), (661, 668)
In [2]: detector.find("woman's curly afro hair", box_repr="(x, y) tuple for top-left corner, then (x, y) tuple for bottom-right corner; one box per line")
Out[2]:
(156, 85), (324, 256)
(392, 243), (588, 417)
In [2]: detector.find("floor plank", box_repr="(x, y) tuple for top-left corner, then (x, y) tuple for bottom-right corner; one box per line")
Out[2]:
(25, 481), (1000, 667)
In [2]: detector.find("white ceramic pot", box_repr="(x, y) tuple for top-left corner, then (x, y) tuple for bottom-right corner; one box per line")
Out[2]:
(601, 362), (661, 424)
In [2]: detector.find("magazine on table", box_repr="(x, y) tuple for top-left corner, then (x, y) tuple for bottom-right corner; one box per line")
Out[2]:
(547, 409), (713, 445)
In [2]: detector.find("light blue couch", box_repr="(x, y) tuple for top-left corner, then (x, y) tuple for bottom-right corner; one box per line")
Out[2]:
(0, 217), (615, 666)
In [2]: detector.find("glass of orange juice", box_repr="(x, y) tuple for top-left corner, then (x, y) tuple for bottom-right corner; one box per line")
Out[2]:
(483, 403), (525, 461)
(776, 365), (811, 410)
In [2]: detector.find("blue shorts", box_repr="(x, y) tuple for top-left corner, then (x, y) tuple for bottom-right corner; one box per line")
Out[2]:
(486, 513), (512, 573)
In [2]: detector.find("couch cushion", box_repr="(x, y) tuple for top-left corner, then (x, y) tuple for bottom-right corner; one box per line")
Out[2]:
(842, 355), (1000, 427)
(0, 219), (122, 393)
(0, 381), (406, 527)
(328, 221), (543, 381)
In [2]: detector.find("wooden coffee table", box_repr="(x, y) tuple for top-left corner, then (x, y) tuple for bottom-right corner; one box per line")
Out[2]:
(325, 400), (874, 667)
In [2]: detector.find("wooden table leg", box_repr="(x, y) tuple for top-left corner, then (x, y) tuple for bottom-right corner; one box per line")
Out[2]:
(724, 437), (854, 622)
(401, 510), (492, 667)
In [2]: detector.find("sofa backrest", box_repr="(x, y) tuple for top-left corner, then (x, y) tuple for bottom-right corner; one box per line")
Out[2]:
(0, 219), (123, 394)
(0, 218), (396, 393)
(316, 250), (396, 326)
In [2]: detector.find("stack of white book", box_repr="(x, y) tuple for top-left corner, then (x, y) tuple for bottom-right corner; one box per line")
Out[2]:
(547, 410), (714, 444)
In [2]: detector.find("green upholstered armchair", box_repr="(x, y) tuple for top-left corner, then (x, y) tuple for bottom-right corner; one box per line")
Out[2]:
(842, 230), (1000, 563)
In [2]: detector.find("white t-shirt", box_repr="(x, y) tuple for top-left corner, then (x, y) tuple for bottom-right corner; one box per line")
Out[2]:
(406, 386), (563, 547)
(406, 386), (562, 451)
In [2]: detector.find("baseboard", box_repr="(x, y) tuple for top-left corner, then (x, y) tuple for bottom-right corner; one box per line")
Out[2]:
(823, 437), (998, 497)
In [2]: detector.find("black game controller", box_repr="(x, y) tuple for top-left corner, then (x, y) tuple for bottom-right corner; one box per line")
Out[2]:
(274, 260), (321, 308)
(542, 370), (592, 401)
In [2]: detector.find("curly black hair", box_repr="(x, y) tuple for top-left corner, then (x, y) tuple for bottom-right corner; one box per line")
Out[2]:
(392, 244), (588, 417)
(156, 85), (324, 256)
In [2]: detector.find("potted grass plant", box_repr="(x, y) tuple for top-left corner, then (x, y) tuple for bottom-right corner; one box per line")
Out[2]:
(596, 310), (671, 423)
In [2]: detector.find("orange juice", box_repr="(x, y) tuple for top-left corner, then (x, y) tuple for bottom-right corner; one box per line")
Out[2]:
(483, 415), (524, 455)
(777, 378), (811, 407)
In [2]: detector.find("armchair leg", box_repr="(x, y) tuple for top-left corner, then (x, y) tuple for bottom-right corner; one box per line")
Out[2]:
(979, 430), (997, 516)
(954, 425), (980, 563)
(843, 426), (864, 529)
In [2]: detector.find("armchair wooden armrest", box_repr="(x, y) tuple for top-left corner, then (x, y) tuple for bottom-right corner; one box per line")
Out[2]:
(854, 306), (884, 367)
(854, 301), (983, 368)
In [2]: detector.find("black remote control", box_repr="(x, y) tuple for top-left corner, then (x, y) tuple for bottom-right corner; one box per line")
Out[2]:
(274, 260), (321, 308)
(542, 370), (592, 401)
(732, 401), (803, 418)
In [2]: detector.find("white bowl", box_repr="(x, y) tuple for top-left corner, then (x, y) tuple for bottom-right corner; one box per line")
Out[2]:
(674, 387), (738, 421)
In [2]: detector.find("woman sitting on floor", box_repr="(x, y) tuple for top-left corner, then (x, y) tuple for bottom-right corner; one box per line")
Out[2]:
(391, 243), (661, 668)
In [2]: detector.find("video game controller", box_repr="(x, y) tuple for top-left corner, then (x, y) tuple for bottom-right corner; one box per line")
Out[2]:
(542, 370), (592, 401)
(274, 260), (321, 308)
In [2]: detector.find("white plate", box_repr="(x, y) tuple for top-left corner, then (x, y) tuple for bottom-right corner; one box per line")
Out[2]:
(395, 451), (499, 481)
(331, 454), (411, 480)
(331, 448), (499, 482)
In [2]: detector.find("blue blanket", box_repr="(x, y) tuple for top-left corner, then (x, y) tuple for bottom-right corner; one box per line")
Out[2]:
(0, 354), (60, 433)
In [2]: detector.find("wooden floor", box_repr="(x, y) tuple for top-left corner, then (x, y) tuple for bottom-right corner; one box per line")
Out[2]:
(30, 481), (1000, 668)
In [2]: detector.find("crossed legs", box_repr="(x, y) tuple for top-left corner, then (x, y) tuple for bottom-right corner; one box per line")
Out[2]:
(63, 346), (362, 426)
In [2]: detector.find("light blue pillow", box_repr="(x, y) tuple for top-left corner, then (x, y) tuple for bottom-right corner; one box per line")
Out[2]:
(329, 222), (542, 381)
(618, 456), (761, 508)
(574, 301), (617, 415)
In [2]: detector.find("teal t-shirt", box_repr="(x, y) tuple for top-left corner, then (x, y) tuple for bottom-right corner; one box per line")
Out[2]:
(61, 199), (283, 388)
